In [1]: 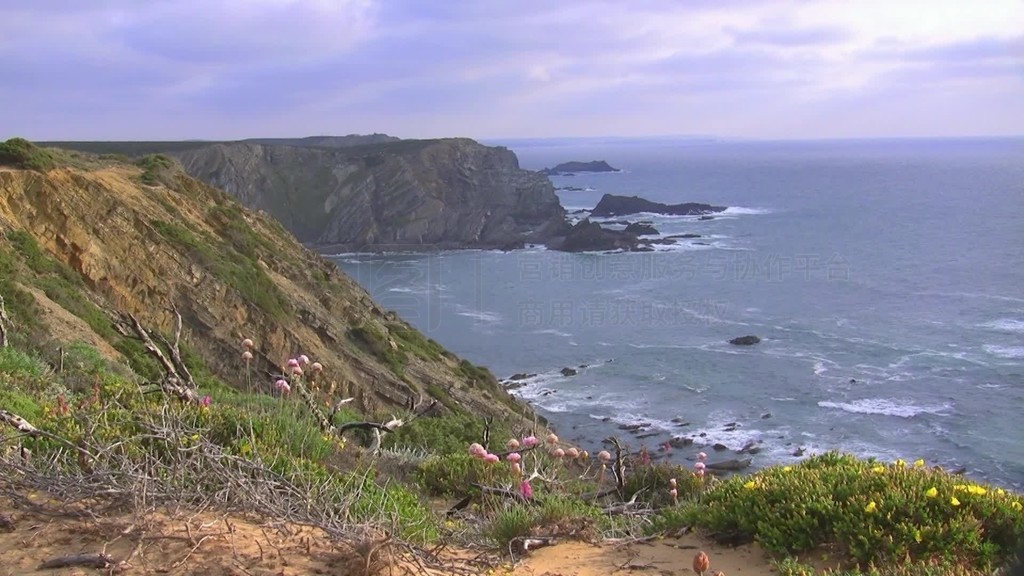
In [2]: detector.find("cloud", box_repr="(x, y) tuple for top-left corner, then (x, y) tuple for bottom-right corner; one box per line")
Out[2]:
(0, 0), (1022, 140)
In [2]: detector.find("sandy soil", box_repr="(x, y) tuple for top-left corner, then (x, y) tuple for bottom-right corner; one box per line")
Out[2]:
(0, 492), (781, 576)
(512, 535), (778, 576)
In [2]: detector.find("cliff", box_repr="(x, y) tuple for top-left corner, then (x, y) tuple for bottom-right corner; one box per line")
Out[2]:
(0, 141), (537, 425)
(44, 137), (566, 251)
(173, 138), (565, 250)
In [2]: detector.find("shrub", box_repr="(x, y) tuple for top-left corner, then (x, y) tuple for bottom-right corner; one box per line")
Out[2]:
(683, 452), (1024, 571)
(0, 137), (54, 171)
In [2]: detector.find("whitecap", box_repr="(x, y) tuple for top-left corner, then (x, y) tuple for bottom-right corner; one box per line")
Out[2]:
(721, 206), (772, 215)
(983, 344), (1024, 359)
(980, 319), (1024, 334)
(817, 398), (952, 418)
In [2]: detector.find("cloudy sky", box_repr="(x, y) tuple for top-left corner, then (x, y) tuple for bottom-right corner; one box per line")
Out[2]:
(1, 0), (1022, 141)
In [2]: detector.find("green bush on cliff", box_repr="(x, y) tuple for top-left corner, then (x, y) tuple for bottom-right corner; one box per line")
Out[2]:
(136, 153), (178, 187)
(0, 137), (55, 171)
(663, 452), (1024, 571)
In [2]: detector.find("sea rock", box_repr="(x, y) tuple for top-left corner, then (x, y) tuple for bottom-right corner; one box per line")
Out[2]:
(712, 443), (729, 451)
(669, 437), (694, 448)
(507, 373), (535, 381)
(729, 335), (761, 346)
(560, 367), (578, 376)
(667, 233), (701, 239)
(590, 194), (727, 218)
(623, 222), (659, 236)
(707, 458), (753, 471)
(540, 160), (619, 175)
(546, 219), (643, 252)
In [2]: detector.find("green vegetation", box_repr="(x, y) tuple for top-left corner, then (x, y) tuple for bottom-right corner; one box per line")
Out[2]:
(136, 153), (178, 187)
(0, 137), (55, 171)
(150, 219), (291, 320)
(348, 321), (407, 376)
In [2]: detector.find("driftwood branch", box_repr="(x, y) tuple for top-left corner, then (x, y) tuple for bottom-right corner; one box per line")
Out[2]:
(1, 409), (40, 436)
(156, 305), (195, 389)
(0, 294), (9, 347)
(39, 552), (115, 569)
(124, 313), (199, 403)
(606, 436), (627, 497)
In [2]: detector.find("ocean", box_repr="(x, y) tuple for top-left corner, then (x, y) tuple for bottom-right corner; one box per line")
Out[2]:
(331, 136), (1024, 489)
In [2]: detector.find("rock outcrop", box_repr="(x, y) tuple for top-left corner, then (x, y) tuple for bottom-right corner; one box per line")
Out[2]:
(540, 160), (619, 175)
(546, 219), (644, 252)
(729, 335), (761, 346)
(45, 138), (567, 252)
(0, 145), (540, 426)
(590, 194), (726, 217)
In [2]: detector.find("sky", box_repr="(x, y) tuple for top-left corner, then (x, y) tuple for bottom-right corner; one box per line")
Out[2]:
(1, 0), (1022, 141)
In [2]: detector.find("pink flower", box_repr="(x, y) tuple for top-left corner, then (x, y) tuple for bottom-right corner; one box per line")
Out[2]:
(669, 488), (678, 498)
(485, 453), (500, 464)
(669, 478), (677, 488)
(598, 450), (612, 463)
(200, 395), (212, 407)
(519, 480), (533, 500)
(286, 358), (300, 368)
(506, 452), (522, 463)
(299, 354), (310, 365)
(242, 350), (253, 361)
(469, 443), (486, 458)
(291, 366), (303, 376)
(551, 448), (565, 458)
(511, 462), (522, 475)
(274, 379), (290, 394)
(694, 462), (706, 471)
(566, 447), (579, 459)
(507, 438), (520, 450)
(522, 436), (539, 448)
(311, 362), (323, 372)
(698, 452), (707, 462)
(242, 338), (254, 349)
(696, 469), (705, 478)
(546, 433), (559, 445)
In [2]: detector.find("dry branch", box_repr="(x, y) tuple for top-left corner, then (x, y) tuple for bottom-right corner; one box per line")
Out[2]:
(38, 552), (115, 569)
(0, 294), (9, 347)
(123, 313), (199, 403)
(1, 409), (40, 436)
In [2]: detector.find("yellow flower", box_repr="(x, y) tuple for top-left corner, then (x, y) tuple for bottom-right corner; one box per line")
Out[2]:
(895, 459), (906, 468)
(914, 530), (923, 543)
(950, 497), (961, 506)
(782, 466), (793, 472)
(871, 465), (886, 474)
(865, 501), (877, 513)
(996, 488), (1006, 496)
(1012, 501), (1022, 511)
(970, 485), (987, 496)
(925, 487), (938, 498)
(913, 459), (925, 468)
(744, 480), (757, 490)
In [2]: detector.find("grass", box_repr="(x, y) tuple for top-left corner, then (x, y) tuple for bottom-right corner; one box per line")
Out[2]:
(150, 219), (291, 320)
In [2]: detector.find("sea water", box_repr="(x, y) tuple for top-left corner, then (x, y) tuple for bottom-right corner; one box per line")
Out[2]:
(332, 137), (1024, 488)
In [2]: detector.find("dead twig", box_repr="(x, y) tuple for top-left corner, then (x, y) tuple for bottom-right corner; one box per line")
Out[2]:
(39, 552), (115, 569)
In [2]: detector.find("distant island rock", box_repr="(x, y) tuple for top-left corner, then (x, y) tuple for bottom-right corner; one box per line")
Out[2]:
(540, 160), (620, 176)
(591, 194), (727, 217)
(729, 335), (761, 346)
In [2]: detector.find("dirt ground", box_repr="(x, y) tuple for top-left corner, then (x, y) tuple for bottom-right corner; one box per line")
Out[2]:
(0, 491), (782, 576)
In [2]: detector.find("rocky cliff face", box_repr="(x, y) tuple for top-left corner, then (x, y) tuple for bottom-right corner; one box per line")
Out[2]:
(0, 153), (537, 425)
(173, 138), (565, 250)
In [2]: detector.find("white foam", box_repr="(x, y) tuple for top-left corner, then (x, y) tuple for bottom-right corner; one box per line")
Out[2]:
(818, 398), (953, 418)
(454, 305), (502, 323)
(532, 329), (574, 338)
(721, 206), (771, 215)
(983, 344), (1024, 359)
(813, 361), (828, 376)
(981, 319), (1024, 334)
